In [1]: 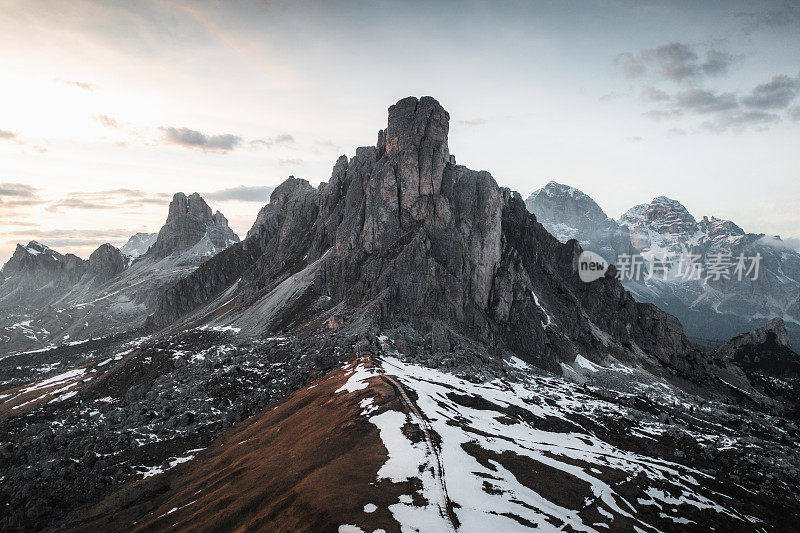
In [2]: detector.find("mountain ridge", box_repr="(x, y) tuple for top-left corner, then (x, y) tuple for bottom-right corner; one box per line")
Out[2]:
(0, 193), (239, 354)
(2, 96), (799, 531)
(526, 181), (800, 346)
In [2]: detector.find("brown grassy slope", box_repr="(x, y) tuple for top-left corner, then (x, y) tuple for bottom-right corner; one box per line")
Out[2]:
(63, 359), (410, 532)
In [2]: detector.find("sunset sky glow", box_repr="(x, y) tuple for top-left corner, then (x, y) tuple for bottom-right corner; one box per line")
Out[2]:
(1, 0), (799, 263)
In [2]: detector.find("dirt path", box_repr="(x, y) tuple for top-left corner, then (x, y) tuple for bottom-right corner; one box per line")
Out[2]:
(379, 365), (458, 532)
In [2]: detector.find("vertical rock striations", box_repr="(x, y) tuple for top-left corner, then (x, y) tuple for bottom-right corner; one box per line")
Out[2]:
(150, 96), (739, 390)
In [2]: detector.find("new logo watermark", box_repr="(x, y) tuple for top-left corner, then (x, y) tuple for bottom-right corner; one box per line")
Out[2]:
(578, 251), (762, 283)
(577, 251), (609, 283)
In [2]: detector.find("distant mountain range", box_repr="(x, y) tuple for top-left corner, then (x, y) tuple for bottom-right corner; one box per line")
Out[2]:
(0, 192), (238, 352)
(526, 181), (800, 346)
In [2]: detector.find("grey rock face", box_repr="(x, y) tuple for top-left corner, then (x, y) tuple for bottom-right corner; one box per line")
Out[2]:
(151, 96), (740, 393)
(714, 318), (800, 383)
(246, 177), (319, 239)
(718, 318), (791, 354)
(0, 242), (87, 309)
(86, 244), (127, 284)
(147, 192), (239, 260)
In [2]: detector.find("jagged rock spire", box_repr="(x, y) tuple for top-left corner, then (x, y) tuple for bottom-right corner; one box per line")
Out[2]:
(147, 192), (239, 260)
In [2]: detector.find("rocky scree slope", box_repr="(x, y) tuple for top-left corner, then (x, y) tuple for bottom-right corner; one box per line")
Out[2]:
(58, 352), (800, 532)
(150, 96), (745, 393)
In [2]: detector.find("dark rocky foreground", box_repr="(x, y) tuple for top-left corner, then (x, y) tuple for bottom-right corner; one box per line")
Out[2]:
(0, 330), (343, 529)
(0, 330), (798, 531)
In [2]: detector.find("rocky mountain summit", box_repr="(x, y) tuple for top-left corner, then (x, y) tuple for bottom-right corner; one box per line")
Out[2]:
(0, 242), (86, 308)
(149, 96), (741, 392)
(148, 192), (238, 261)
(527, 182), (800, 345)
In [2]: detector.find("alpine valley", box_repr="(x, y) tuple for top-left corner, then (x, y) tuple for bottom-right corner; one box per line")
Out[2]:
(1, 97), (799, 532)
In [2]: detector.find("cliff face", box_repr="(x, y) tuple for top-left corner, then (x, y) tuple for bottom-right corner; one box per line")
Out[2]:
(150, 96), (742, 389)
(86, 243), (127, 284)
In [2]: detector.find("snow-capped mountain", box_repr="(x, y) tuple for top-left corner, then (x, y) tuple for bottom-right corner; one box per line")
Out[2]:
(526, 183), (800, 345)
(120, 232), (157, 258)
(1, 97), (799, 531)
(525, 181), (632, 261)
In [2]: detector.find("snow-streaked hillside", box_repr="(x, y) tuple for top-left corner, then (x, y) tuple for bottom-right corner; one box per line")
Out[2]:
(23, 331), (795, 531)
(335, 353), (782, 532)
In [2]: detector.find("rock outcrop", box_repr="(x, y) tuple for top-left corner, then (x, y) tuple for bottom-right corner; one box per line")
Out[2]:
(86, 243), (127, 284)
(147, 192), (239, 260)
(150, 96), (742, 391)
(718, 317), (791, 353)
(715, 318), (800, 385)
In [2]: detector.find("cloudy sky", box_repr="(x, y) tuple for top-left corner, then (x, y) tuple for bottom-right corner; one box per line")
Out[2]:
(1, 0), (799, 264)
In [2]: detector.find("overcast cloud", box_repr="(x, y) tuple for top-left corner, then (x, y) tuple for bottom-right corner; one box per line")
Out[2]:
(162, 127), (242, 152)
(204, 185), (275, 202)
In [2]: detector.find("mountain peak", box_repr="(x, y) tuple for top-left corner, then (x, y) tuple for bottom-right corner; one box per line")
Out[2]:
(652, 195), (684, 207)
(152, 96), (695, 384)
(619, 195), (697, 242)
(120, 232), (157, 258)
(21, 240), (60, 258)
(87, 243), (127, 282)
(147, 192), (239, 260)
(247, 177), (315, 238)
(167, 191), (213, 223)
(378, 96), (451, 210)
(524, 181), (629, 260)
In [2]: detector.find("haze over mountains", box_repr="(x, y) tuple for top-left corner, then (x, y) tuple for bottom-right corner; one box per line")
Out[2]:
(0, 192), (239, 352)
(527, 181), (800, 346)
(1, 97), (799, 531)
